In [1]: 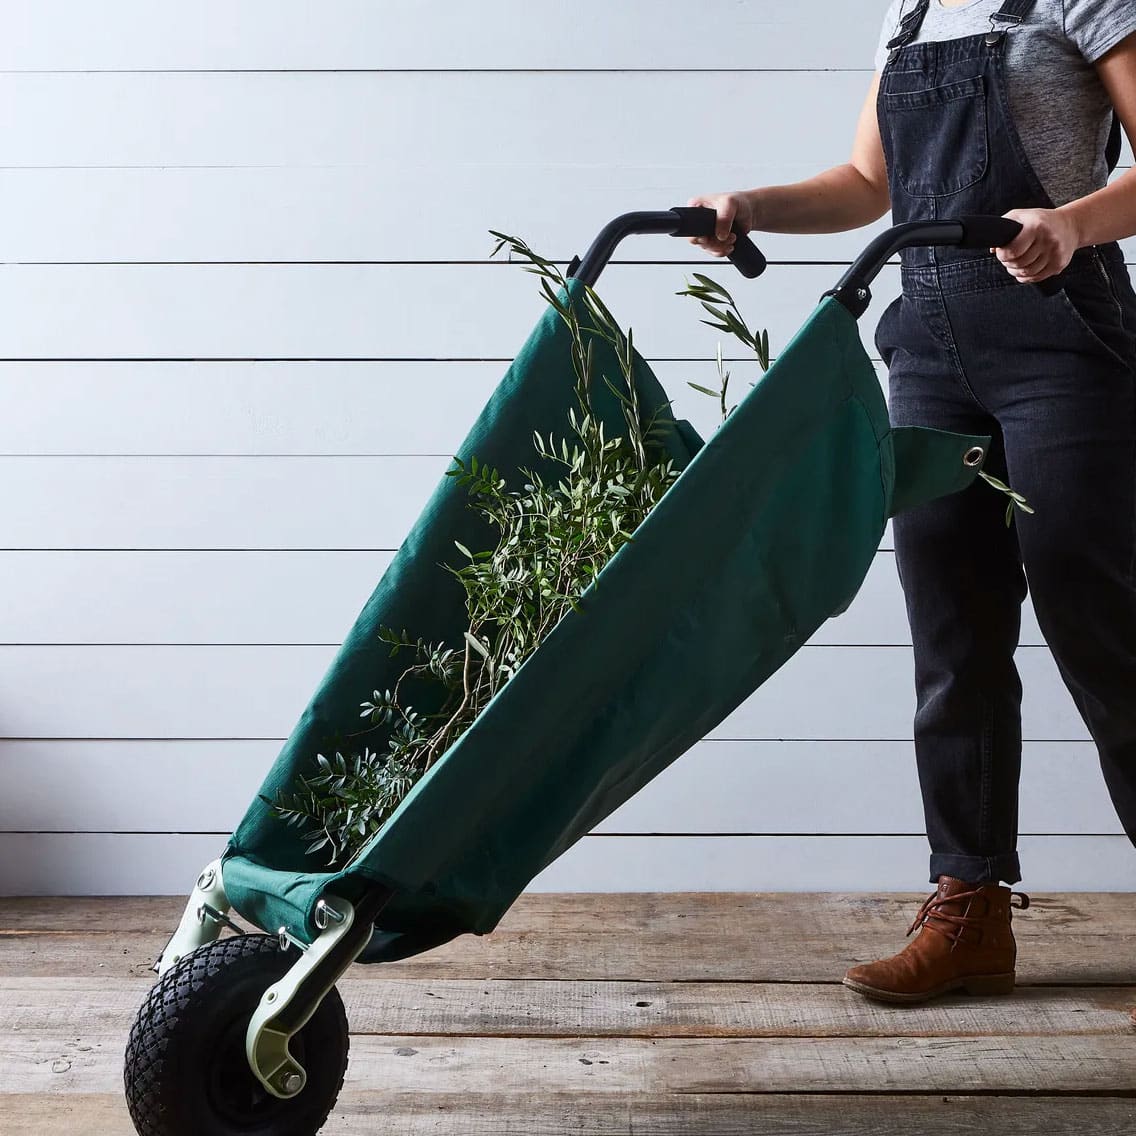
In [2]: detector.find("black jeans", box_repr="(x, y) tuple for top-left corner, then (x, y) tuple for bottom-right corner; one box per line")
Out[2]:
(879, 240), (1136, 885)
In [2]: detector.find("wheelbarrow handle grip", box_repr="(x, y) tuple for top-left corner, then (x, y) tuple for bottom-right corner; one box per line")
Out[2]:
(955, 215), (1022, 249)
(669, 206), (768, 279)
(956, 215), (1063, 295)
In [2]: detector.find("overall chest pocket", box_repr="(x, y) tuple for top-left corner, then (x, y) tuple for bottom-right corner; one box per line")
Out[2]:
(883, 74), (989, 198)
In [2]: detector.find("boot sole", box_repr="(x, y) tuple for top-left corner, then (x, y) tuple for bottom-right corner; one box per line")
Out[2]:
(841, 972), (1016, 1004)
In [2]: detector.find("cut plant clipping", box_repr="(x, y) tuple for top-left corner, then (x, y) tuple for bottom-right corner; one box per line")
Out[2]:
(978, 470), (1036, 527)
(270, 233), (738, 866)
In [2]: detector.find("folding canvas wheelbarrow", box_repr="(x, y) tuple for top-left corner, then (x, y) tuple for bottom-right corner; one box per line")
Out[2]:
(123, 207), (1025, 1136)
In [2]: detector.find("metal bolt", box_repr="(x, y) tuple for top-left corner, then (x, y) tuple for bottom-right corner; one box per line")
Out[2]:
(197, 868), (216, 891)
(280, 1072), (304, 1094)
(856, 287), (868, 300)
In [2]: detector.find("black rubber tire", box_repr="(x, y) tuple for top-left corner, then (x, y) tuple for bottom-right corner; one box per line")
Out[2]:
(124, 934), (349, 1136)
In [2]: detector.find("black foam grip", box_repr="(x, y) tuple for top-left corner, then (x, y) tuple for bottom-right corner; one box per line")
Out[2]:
(957, 215), (1023, 250)
(955, 214), (1064, 294)
(669, 206), (767, 279)
(669, 205), (718, 238)
(727, 232), (767, 279)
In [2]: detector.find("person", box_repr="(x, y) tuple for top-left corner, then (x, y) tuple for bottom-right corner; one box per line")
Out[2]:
(689, 0), (1136, 1008)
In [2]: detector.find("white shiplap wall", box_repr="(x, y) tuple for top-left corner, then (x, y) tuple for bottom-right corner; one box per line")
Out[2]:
(2, 1), (1133, 896)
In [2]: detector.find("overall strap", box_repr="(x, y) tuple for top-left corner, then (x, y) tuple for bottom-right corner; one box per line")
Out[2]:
(886, 0), (930, 51)
(990, 0), (1040, 23)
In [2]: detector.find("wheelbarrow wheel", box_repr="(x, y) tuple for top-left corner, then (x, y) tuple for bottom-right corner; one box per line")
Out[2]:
(124, 934), (349, 1136)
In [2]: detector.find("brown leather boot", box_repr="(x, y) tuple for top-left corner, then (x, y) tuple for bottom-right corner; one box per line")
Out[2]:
(842, 875), (1030, 1004)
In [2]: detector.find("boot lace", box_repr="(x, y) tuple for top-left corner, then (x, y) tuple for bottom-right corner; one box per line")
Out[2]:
(905, 887), (1030, 946)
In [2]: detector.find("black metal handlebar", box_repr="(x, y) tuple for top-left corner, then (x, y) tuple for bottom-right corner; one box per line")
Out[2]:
(565, 210), (1040, 317)
(823, 216), (1049, 315)
(566, 206), (767, 287)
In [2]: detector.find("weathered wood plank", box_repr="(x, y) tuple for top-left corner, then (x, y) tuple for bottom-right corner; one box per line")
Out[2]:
(2, 930), (1133, 986)
(7, 1032), (1136, 1095)
(3, 977), (1131, 1038)
(8, 891), (1133, 935)
(4, 1093), (1134, 1136)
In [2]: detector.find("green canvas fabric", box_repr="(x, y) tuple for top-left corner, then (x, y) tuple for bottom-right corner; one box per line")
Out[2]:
(222, 284), (990, 955)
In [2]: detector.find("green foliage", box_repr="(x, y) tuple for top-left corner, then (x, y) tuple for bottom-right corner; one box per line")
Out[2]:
(676, 273), (770, 422)
(979, 470), (1036, 527)
(269, 236), (744, 868)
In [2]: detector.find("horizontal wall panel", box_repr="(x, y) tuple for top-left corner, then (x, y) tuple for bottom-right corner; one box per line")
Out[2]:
(0, 165), (893, 264)
(0, 550), (1044, 647)
(0, 551), (398, 644)
(0, 359), (809, 457)
(0, 72), (871, 169)
(0, 456), (449, 550)
(0, 263), (889, 360)
(0, 166), (1130, 266)
(0, 739), (1114, 836)
(0, 645), (1084, 741)
(0, 833), (1128, 895)
(0, 1), (887, 71)
(6, 258), (1131, 364)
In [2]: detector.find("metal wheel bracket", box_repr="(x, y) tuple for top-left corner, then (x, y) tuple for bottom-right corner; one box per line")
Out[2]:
(246, 896), (368, 1099)
(154, 859), (231, 976)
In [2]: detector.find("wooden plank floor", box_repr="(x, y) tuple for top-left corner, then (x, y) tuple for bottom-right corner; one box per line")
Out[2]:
(2, 893), (1135, 1134)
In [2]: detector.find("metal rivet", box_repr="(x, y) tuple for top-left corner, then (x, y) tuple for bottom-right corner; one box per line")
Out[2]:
(196, 868), (215, 890)
(964, 446), (985, 467)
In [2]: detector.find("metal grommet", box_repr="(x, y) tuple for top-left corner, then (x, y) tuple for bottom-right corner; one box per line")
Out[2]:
(963, 446), (985, 467)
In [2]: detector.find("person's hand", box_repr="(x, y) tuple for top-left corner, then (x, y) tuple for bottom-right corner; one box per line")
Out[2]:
(685, 191), (760, 258)
(993, 207), (1082, 284)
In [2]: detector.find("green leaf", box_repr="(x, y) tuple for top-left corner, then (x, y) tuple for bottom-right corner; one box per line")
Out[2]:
(463, 631), (490, 658)
(692, 272), (730, 298)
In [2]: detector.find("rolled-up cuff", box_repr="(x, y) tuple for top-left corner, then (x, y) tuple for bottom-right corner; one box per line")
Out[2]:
(929, 851), (1022, 887)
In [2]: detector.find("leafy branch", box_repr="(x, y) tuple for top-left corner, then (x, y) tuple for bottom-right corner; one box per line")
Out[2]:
(269, 233), (688, 867)
(979, 470), (1036, 527)
(677, 273), (771, 423)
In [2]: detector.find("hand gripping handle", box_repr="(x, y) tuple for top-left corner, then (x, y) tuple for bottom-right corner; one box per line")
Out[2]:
(670, 205), (768, 279)
(957, 215), (1063, 296)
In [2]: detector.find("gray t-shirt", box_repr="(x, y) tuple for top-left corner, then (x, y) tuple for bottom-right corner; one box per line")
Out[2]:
(874, 0), (1136, 206)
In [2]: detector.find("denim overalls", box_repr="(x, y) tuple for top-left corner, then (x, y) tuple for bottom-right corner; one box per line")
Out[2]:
(876, 0), (1136, 884)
